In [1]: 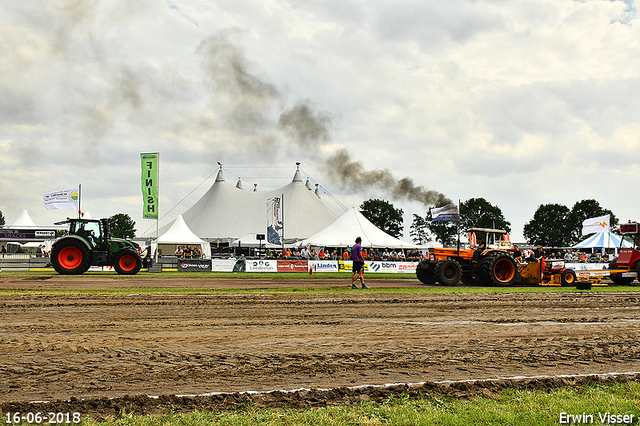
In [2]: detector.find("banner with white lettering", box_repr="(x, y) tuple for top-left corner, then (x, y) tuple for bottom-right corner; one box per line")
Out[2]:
(308, 260), (339, 272)
(211, 259), (238, 272)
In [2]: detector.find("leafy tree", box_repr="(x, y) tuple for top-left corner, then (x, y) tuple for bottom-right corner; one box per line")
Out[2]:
(460, 198), (511, 233)
(523, 204), (572, 247)
(359, 199), (404, 238)
(0, 209), (5, 227)
(425, 198), (458, 246)
(568, 199), (618, 244)
(409, 214), (431, 245)
(108, 213), (137, 239)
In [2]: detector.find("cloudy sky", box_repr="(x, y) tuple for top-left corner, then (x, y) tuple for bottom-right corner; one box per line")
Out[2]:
(1, 0), (639, 242)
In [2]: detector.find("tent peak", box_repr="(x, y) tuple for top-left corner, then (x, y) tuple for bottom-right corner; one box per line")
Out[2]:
(236, 178), (243, 190)
(11, 210), (37, 227)
(215, 168), (225, 182)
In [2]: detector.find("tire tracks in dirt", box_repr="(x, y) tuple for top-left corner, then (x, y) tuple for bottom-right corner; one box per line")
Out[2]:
(1, 284), (640, 417)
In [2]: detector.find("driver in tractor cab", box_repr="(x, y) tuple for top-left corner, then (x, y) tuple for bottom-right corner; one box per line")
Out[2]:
(511, 245), (522, 262)
(77, 223), (89, 238)
(472, 239), (486, 262)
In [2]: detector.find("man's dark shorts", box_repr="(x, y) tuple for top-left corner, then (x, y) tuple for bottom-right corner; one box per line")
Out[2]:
(353, 261), (364, 273)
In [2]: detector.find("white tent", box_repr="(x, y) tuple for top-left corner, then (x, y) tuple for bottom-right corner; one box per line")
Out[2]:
(573, 232), (632, 250)
(156, 165), (338, 241)
(158, 214), (212, 258)
(10, 210), (37, 227)
(295, 207), (420, 249)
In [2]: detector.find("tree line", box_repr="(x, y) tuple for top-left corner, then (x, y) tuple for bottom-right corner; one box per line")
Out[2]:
(0, 200), (627, 248)
(359, 198), (624, 247)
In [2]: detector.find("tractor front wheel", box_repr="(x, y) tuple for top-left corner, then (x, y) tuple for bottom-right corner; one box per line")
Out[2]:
(434, 259), (462, 286)
(560, 269), (577, 286)
(51, 239), (91, 275)
(114, 249), (142, 275)
(416, 262), (436, 285)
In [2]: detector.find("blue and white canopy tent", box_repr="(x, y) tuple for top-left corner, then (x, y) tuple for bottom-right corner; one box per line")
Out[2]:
(573, 232), (632, 253)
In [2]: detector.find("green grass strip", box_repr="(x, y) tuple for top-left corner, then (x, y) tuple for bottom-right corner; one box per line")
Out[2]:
(77, 381), (640, 425)
(2, 285), (640, 296)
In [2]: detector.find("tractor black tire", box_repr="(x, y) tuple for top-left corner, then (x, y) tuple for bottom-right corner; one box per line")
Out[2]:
(416, 262), (436, 285)
(434, 259), (462, 286)
(576, 281), (592, 290)
(51, 239), (91, 275)
(608, 259), (635, 285)
(480, 252), (518, 286)
(114, 249), (142, 275)
(560, 269), (577, 286)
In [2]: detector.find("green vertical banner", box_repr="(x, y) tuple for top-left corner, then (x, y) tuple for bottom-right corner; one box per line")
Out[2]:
(141, 153), (159, 220)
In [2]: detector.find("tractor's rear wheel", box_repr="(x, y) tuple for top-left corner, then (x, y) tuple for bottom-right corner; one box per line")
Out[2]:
(609, 259), (635, 285)
(434, 259), (462, 286)
(114, 249), (142, 275)
(561, 269), (577, 286)
(480, 252), (518, 286)
(416, 262), (436, 285)
(51, 239), (91, 275)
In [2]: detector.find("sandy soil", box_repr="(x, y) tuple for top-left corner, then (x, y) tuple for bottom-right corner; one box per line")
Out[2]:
(1, 274), (640, 419)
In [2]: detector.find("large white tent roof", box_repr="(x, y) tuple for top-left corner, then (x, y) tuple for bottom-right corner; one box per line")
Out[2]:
(573, 232), (633, 249)
(157, 167), (337, 241)
(295, 207), (420, 249)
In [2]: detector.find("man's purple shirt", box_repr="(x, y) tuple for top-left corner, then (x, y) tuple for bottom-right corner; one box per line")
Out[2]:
(352, 243), (363, 262)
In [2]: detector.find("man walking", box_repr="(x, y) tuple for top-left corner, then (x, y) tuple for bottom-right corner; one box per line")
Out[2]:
(351, 237), (368, 289)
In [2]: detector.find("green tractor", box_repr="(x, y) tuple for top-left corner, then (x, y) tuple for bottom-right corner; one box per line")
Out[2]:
(51, 218), (151, 275)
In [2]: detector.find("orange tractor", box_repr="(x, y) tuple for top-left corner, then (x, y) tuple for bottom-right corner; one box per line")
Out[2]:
(416, 228), (519, 286)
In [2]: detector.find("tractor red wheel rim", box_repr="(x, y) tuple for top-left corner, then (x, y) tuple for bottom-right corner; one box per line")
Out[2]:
(59, 246), (82, 269)
(494, 259), (516, 282)
(119, 254), (136, 272)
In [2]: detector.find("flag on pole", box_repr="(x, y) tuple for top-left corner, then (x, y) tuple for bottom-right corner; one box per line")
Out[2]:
(582, 214), (610, 235)
(141, 153), (159, 220)
(43, 186), (79, 210)
(431, 201), (460, 222)
(266, 196), (283, 245)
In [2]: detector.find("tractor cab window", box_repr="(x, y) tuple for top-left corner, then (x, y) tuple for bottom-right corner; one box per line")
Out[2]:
(71, 221), (102, 248)
(622, 233), (638, 249)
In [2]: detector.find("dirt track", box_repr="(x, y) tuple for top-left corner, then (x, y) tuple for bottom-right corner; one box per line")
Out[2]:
(2, 275), (640, 419)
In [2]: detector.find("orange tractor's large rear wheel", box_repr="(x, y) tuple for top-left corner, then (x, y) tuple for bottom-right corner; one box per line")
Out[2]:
(480, 252), (518, 286)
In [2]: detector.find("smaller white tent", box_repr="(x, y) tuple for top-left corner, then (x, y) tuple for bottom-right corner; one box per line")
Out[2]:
(11, 210), (37, 227)
(573, 232), (632, 250)
(295, 207), (420, 249)
(230, 233), (284, 248)
(158, 214), (212, 258)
